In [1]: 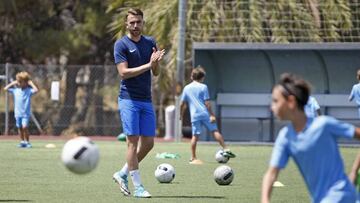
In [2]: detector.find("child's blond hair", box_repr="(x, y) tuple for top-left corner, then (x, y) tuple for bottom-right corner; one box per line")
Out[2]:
(16, 71), (31, 82)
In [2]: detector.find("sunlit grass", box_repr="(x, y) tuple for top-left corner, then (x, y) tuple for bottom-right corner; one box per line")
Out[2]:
(0, 140), (357, 202)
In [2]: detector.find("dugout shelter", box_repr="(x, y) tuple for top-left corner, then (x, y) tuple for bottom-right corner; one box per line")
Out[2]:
(193, 43), (360, 142)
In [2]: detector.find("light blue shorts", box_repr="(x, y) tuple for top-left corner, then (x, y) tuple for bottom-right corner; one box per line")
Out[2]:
(15, 117), (30, 128)
(191, 118), (218, 136)
(118, 98), (156, 137)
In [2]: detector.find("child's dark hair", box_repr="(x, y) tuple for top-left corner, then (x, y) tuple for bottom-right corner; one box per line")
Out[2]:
(357, 69), (360, 81)
(277, 73), (310, 110)
(191, 66), (206, 81)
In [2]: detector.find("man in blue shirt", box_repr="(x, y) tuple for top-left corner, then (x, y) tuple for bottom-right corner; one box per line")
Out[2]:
(112, 8), (165, 198)
(4, 71), (38, 148)
(180, 66), (235, 165)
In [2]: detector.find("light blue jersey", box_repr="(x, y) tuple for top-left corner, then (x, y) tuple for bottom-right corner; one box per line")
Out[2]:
(304, 96), (320, 118)
(8, 87), (35, 118)
(270, 116), (357, 203)
(180, 81), (210, 122)
(349, 83), (360, 106)
(349, 83), (360, 118)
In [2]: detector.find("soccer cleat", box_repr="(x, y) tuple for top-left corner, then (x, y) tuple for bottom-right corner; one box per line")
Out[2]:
(113, 172), (131, 196)
(26, 143), (32, 148)
(189, 159), (203, 165)
(17, 142), (27, 148)
(133, 185), (151, 198)
(223, 149), (236, 158)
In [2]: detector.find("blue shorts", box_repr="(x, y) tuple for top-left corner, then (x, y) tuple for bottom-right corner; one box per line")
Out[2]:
(15, 117), (30, 128)
(191, 118), (218, 136)
(118, 98), (156, 136)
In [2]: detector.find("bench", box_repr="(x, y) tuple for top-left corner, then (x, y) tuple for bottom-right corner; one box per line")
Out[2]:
(217, 93), (271, 118)
(216, 93), (359, 141)
(216, 93), (273, 141)
(313, 94), (357, 119)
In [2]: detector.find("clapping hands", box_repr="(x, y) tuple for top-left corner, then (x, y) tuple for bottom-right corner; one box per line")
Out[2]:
(150, 47), (165, 66)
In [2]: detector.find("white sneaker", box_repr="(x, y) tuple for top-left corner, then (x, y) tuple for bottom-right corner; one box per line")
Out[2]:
(133, 185), (151, 198)
(113, 172), (130, 196)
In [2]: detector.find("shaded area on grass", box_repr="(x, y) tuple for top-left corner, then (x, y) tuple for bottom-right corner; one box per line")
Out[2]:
(153, 195), (225, 199)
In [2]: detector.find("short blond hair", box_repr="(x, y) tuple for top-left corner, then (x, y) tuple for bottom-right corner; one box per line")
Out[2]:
(16, 71), (31, 82)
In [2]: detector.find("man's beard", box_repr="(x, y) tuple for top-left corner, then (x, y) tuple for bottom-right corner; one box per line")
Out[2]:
(130, 29), (141, 37)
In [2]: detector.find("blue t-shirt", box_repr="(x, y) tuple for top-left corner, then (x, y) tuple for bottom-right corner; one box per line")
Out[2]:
(270, 116), (356, 203)
(349, 83), (360, 106)
(113, 35), (156, 102)
(8, 87), (35, 118)
(304, 96), (320, 118)
(180, 81), (210, 122)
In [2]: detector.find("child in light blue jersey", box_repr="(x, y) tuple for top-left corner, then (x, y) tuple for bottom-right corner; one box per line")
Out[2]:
(304, 96), (321, 118)
(349, 69), (360, 118)
(262, 73), (360, 203)
(4, 71), (38, 148)
(180, 66), (235, 164)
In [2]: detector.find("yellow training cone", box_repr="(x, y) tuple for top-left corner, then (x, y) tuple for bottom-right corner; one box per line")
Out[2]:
(273, 181), (285, 187)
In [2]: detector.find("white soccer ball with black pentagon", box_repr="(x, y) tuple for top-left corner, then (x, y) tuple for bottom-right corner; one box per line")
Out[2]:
(215, 149), (229, 163)
(155, 163), (175, 183)
(214, 165), (234, 185)
(61, 136), (99, 174)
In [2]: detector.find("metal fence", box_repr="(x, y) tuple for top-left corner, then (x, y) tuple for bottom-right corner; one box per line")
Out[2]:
(0, 63), (126, 136)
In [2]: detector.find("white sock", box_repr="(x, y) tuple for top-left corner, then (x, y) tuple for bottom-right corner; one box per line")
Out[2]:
(129, 170), (142, 188)
(120, 164), (128, 176)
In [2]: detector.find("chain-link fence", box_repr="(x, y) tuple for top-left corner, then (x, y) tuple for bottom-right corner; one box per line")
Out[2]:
(0, 63), (128, 136)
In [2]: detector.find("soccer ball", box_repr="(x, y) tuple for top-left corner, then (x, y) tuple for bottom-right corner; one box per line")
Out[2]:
(61, 136), (100, 174)
(215, 149), (229, 163)
(155, 163), (175, 183)
(214, 165), (234, 185)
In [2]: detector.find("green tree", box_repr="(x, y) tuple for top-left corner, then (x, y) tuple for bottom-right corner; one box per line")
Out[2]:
(0, 0), (113, 63)
(0, 0), (114, 135)
(107, 0), (358, 96)
(107, 0), (359, 132)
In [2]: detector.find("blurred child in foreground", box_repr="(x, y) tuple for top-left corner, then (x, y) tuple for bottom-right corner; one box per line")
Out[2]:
(262, 73), (360, 203)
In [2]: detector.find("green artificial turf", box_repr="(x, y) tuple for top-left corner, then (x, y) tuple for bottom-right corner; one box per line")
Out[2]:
(0, 140), (358, 203)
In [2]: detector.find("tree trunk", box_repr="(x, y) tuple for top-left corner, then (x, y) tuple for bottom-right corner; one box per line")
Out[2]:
(53, 66), (79, 135)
